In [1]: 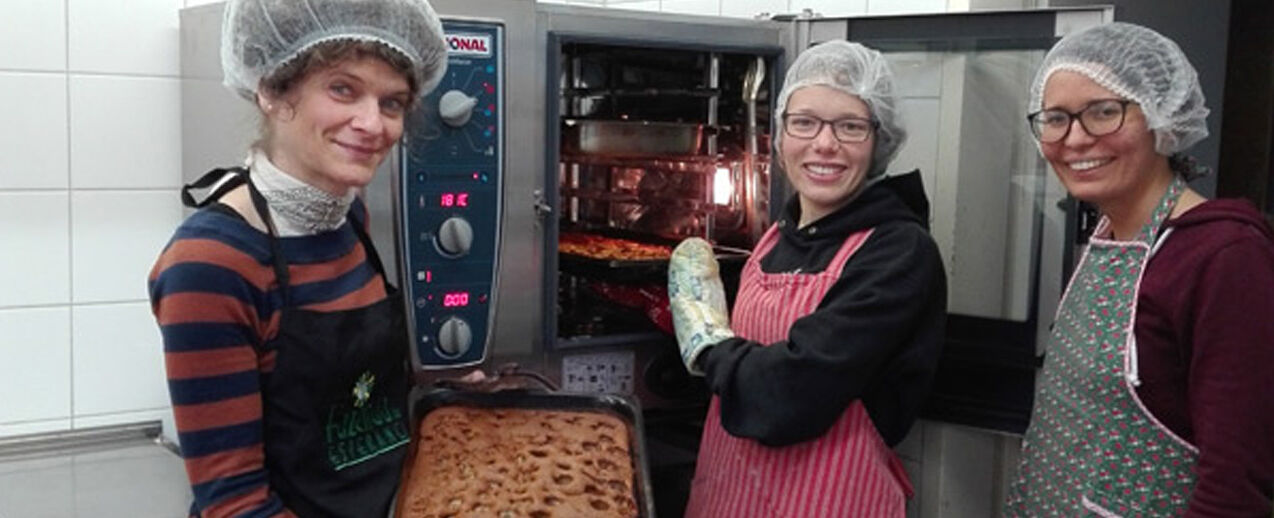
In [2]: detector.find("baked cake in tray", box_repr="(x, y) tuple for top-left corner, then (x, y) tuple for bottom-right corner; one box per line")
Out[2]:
(399, 406), (639, 518)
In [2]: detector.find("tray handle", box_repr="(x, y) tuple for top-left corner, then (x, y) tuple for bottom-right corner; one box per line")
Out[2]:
(432, 363), (561, 392)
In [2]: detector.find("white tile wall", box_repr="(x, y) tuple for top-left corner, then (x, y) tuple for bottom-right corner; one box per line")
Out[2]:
(867, 0), (946, 15)
(71, 304), (169, 417)
(0, 0), (67, 71)
(0, 73), (69, 190)
(610, 1), (662, 12)
(0, 307), (72, 424)
(791, 0), (868, 17)
(0, 193), (71, 307)
(0, 0), (183, 439)
(69, 76), (183, 189)
(69, 0), (181, 76)
(660, 0), (721, 16)
(721, 0), (790, 18)
(71, 191), (184, 303)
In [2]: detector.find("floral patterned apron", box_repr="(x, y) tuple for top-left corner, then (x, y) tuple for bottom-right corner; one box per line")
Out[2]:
(1006, 177), (1198, 517)
(685, 224), (913, 518)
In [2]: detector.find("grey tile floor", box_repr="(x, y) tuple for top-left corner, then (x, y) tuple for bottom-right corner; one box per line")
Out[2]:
(0, 438), (191, 518)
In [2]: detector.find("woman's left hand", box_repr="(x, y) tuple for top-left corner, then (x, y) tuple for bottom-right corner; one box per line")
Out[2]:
(668, 238), (734, 375)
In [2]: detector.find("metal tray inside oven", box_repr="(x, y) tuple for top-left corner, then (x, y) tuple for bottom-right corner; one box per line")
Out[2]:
(559, 247), (749, 284)
(396, 386), (657, 518)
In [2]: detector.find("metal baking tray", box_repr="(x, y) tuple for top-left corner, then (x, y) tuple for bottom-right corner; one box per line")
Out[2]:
(562, 119), (704, 157)
(396, 386), (657, 518)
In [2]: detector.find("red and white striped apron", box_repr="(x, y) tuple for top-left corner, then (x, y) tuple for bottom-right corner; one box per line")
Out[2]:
(685, 224), (913, 518)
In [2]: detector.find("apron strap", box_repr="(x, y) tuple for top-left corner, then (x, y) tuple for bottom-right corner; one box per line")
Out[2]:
(345, 205), (395, 291)
(181, 167), (248, 208)
(244, 178), (295, 305)
(1133, 176), (1187, 246)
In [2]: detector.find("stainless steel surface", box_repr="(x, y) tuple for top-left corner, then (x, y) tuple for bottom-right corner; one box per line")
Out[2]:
(0, 421), (162, 459)
(0, 424), (189, 518)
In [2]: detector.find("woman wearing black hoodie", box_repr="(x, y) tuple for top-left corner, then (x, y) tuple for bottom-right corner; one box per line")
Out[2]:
(668, 40), (947, 518)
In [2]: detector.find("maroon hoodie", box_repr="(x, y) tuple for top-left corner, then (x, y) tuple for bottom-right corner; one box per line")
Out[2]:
(1135, 198), (1274, 517)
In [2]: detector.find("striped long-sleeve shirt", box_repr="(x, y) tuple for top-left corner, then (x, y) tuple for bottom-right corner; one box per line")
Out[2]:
(148, 201), (388, 517)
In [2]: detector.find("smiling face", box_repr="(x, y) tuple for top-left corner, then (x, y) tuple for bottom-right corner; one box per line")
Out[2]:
(1039, 70), (1165, 209)
(258, 56), (412, 196)
(779, 85), (875, 226)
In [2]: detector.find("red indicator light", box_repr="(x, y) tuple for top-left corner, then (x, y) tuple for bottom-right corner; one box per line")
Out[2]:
(426, 270), (433, 283)
(442, 291), (470, 307)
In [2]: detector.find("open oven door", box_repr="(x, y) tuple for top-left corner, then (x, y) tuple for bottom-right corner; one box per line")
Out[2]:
(784, 6), (1113, 435)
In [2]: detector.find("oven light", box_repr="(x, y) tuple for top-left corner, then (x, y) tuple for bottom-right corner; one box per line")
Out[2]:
(713, 166), (733, 205)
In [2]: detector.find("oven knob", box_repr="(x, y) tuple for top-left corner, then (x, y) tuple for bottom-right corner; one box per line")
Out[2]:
(438, 90), (478, 127)
(436, 217), (474, 256)
(437, 317), (472, 357)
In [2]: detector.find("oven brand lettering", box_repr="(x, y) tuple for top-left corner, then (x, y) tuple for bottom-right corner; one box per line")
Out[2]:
(446, 34), (492, 57)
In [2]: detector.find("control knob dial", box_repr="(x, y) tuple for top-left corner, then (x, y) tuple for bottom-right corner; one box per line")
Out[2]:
(438, 90), (478, 127)
(436, 217), (474, 256)
(437, 317), (472, 357)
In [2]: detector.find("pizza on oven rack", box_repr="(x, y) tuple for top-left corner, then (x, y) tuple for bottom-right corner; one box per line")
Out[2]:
(558, 232), (673, 261)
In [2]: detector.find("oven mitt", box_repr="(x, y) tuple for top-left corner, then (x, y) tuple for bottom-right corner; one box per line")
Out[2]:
(668, 238), (734, 376)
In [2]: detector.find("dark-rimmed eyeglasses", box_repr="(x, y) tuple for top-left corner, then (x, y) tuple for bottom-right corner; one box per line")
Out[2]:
(782, 113), (878, 143)
(1027, 99), (1135, 143)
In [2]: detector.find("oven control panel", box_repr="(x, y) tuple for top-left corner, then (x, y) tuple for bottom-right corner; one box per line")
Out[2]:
(399, 19), (503, 369)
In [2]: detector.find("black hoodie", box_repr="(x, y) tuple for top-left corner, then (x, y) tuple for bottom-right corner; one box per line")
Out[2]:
(700, 170), (948, 447)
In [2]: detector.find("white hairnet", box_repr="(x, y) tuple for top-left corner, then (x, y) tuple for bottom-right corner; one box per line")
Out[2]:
(1030, 22), (1209, 156)
(221, 0), (448, 100)
(775, 40), (906, 178)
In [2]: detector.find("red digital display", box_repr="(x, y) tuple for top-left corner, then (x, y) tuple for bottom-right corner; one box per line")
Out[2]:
(439, 192), (470, 208)
(442, 291), (470, 308)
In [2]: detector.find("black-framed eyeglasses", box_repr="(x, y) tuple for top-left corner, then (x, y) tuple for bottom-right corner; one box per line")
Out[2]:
(1027, 99), (1135, 143)
(782, 113), (878, 143)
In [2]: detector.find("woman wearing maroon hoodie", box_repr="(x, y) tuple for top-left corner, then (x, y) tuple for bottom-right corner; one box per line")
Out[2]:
(1005, 23), (1274, 517)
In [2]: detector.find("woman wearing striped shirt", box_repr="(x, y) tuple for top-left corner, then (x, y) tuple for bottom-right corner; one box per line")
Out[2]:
(148, 0), (446, 515)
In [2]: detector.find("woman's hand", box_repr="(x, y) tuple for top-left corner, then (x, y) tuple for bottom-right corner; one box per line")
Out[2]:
(456, 369), (488, 383)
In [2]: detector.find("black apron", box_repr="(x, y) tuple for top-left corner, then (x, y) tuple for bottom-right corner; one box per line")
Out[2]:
(183, 168), (410, 518)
